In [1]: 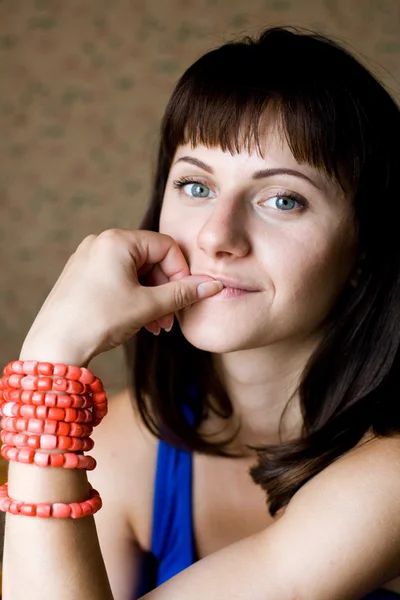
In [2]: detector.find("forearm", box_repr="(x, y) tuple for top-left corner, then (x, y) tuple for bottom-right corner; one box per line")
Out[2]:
(3, 463), (113, 600)
(2, 346), (114, 600)
(140, 532), (277, 600)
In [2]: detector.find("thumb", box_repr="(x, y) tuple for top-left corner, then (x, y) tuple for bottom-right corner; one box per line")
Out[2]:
(140, 276), (223, 323)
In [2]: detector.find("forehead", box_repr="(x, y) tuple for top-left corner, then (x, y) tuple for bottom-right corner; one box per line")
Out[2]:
(174, 131), (291, 164)
(172, 131), (334, 192)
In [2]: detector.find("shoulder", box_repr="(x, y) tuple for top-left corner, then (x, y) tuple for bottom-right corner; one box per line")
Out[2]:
(267, 433), (400, 597)
(88, 387), (159, 551)
(286, 432), (400, 532)
(293, 432), (400, 506)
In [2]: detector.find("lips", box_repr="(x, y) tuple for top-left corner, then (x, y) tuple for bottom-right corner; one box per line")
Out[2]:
(195, 274), (260, 292)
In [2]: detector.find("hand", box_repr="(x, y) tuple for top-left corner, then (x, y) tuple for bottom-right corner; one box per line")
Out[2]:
(20, 229), (222, 366)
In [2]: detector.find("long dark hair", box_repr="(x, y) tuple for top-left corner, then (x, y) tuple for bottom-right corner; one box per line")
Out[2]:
(123, 26), (400, 516)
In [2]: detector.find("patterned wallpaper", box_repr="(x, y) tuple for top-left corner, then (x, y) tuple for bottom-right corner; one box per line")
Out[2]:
(1, 0), (399, 396)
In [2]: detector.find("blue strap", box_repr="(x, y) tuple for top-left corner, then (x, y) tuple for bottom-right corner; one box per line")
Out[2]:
(151, 438), (195, 587)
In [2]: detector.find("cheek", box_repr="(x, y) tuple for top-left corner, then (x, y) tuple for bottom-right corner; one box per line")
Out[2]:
(158, 199), (174, 236)
(263, 228), (355, 316)
(159, 200), (199, 256)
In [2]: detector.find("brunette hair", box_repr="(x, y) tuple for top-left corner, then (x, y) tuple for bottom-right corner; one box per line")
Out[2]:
(123, 26), (400, 516)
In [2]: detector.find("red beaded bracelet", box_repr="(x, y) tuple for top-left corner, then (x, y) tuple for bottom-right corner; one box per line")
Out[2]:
(1, 401), (92, 423)
(1, 361), (108, 426)
(1, 416), (93, 437)
(0, 482), (102, 518)
(0, 360), (106, 516)
(1, 373), (90, 395)
(1, 374), (106, 427)
(1, 387), (93, 409)
(1, 430), (94, 452)
(1, 444), (96, 470)
(2, 361), (98, 386)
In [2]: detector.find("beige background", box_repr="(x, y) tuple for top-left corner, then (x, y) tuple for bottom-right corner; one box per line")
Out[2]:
(1, 0), (399, 396)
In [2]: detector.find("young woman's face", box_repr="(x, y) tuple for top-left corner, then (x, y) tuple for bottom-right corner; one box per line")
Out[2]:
(159, 130), (357, 353)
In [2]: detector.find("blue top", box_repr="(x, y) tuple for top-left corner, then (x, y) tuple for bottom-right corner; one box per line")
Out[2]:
(151, 440), (194, 585)
(142, 438), (399, 599)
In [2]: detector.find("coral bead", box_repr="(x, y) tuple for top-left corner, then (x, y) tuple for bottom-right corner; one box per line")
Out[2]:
(34, 453), (50, 467)
(69, 502), (83, 519)
(52, 503), (71, 518)
(40, 434), (57, 450)
(36, 504), (51, 518)
(20, 504), (36, 517)
(63, 453), (79, 469)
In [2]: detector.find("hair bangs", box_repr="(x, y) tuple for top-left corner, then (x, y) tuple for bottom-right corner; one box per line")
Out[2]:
(161, 43), (367, 192)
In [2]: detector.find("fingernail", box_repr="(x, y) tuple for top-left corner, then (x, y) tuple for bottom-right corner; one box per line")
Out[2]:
(165, 323), (174, 332)
(197, 280), (223, 299)
(153, 327), (161, 336)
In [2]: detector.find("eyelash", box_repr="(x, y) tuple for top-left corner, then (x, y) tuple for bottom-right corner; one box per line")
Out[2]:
(172, 176), (308, 211)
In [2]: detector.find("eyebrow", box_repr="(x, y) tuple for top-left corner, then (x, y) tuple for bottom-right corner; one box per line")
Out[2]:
(174, 156), (325, 191)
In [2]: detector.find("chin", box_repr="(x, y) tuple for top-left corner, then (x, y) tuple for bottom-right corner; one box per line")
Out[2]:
(176, 311), (265, 354)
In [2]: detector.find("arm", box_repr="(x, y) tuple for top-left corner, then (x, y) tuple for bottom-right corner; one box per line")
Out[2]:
(142, 434), (400, 600)
(2, 349), (113, 600)
(3, 462), (113, 600)
(88, 390), (157, 600)
(2, 354), (151, 600)
(1, 229), (222, 600)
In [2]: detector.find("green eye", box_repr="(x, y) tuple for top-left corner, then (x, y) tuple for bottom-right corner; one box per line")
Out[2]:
(261, 193), (304, 211)
(173, 178), (216, 200)
(275, 196), (297, 210)
(185, 183), (211, 198)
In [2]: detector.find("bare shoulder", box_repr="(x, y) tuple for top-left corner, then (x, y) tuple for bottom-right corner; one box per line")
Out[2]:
(291, 432), (400, 513)
(324, 431), (400, 490)
(281, 433), (400, 586)
(249, 434), (400, 598)
(88, 387), (158, 551)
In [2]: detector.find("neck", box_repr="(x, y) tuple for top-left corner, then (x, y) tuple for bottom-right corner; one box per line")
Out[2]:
(204, 334), (320, 454)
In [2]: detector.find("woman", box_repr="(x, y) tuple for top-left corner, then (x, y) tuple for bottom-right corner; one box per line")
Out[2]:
(2, 26), (400, 600)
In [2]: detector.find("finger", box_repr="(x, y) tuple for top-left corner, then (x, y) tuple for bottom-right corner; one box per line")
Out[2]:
(144, 315), (172, 332)
(128, 230), (191, 281)
(140, 263), (169, 287)
(144, 322), (161, 335)
(156, 314), (174, 330)
(137, 276), (223, 324)
(146, 314), (174, 332)
(140, 265), (175, 330)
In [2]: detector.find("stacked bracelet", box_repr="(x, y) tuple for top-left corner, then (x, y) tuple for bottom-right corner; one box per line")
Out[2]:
(0, 482), (102, 518)
(0, 430), (94, 452)
(0, 445), (96, 469)
(0, 360), (108, 518)
(0, 416), (93, 437)
(1, 401), (92, 423)
(1, 360), (108, 426)
(2, 388), (93, 409)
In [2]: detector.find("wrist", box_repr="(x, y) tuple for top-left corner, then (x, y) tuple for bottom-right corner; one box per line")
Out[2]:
(19, 339), (91, 368)
(7, 461), (90, 504)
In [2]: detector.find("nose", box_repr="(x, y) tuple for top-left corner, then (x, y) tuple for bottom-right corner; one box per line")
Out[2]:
(196, 195), (251, 260)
